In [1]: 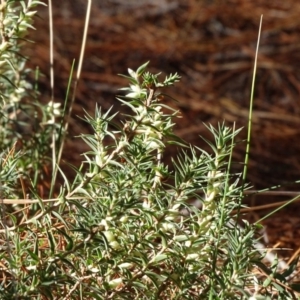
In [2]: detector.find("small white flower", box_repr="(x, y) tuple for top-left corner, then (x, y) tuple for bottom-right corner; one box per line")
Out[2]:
(118, 262), (133, 269)
(108, 277), (123, 288)
(47, 101), (61, 116)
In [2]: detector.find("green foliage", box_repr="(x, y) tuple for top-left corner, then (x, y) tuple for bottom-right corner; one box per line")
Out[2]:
(63, 64), (260, 299)
(0, 0), (60, 194)
(0, 2), (298, 299)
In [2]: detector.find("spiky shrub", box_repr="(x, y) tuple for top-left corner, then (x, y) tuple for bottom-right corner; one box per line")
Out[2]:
(63, 63), (263, 299)
(0, 0), (60, 198)
(0, 62), (268, 299)
(0, 2), (298, 300)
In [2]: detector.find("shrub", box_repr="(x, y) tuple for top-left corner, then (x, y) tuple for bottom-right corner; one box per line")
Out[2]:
(0, 1), (298, 299)
(0, 0), (59, 198)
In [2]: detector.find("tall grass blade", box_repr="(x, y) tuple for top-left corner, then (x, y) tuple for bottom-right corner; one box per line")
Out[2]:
(242, 15), (263, 193)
